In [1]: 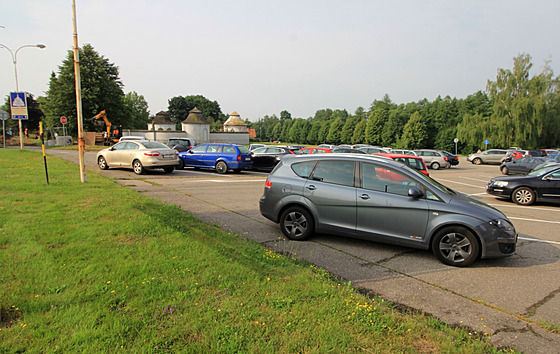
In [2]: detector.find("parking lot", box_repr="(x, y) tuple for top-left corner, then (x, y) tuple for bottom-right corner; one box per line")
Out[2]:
(47, 149), (560, 352)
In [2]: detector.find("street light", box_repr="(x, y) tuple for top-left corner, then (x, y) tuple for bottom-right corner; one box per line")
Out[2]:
(0, 43), (46, 149)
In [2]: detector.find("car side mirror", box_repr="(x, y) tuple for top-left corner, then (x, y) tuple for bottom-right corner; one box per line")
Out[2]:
(408, 187), (424, 199)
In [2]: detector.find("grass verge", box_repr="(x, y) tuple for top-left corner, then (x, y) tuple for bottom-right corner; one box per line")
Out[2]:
(0, 149), (507, 352)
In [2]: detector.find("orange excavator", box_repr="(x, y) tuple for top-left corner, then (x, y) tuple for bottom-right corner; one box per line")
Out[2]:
(92, 110), (122, 145)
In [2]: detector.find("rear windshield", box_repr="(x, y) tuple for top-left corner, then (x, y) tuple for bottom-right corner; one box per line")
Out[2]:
(238, 146), (250, 154)
(393, 157), (425, 170)
(140, 142), (168, 149)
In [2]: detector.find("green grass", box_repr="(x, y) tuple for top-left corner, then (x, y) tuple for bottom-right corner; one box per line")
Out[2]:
(0, 149), (509, 352)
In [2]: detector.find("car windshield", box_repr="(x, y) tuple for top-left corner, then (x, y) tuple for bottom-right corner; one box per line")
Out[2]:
(405, 165), (456, 195)
(139, 142), (168, 149)
(528, 164), (560, 176)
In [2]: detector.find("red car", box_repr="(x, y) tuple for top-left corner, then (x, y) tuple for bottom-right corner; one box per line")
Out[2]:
(299, 147), (333, 154)
(372, 153), (430, 176)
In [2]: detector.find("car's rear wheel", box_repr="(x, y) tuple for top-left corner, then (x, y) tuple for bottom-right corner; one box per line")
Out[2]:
(501, 166), (509, 175)
(133, 160), (145, 175)
(98, 156), (109, 170)
(512, 187), (535, 205)
(432, 226), (479, 267)
(163, 167), (174, 174)
(472, 158), (482, 165)
(215, 161), (228, 174)
(431, 162), (440, 170)
(280, 206), (314, 241)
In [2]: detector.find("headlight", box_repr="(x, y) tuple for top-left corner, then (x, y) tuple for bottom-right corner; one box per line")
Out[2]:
(490, 219), (514, 231)
(492, 180), (509, 187)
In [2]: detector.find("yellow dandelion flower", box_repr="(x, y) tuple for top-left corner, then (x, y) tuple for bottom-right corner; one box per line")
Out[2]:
(111, 290), (115, 293)
(107, 281), (111, 284)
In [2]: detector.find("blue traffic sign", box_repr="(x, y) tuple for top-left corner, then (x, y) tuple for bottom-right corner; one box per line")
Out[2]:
(10, 92), (28, 120)
(484, 140), (489, 145)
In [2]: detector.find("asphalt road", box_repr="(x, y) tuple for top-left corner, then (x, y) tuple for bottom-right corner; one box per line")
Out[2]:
(39, 148), (560, 353)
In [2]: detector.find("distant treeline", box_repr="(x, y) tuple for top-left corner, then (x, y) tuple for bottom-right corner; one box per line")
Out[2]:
(250, 54), (560, 154)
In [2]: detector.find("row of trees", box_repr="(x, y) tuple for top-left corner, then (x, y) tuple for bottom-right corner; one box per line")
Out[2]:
(3, 45), (559, 154)
(251, 54), (560, 153)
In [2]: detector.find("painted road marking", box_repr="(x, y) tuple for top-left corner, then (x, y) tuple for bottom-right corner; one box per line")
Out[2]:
(518, 237), (560, 245)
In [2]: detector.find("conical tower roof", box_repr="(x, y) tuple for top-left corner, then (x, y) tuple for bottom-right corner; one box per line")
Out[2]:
(182, 107), (209, 124)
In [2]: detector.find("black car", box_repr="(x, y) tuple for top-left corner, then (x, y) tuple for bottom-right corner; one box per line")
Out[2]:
(499, 156), (550, 175)
(486, 164), (560, 205)
(441, 150), (459, 166)
(251, 146), (295, 171)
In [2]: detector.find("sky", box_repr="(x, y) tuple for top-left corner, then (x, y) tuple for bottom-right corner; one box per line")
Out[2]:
(1, 0), (560, 122)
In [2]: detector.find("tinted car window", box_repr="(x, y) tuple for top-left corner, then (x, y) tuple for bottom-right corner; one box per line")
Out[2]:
(223, 146), (236, 153)
(253, 147), (267, 153)
(141, 142), (169, 149)
(125, 142), (139, 150)
(361, 163), (419, 196)
(112, 142), (127, 150)
(207, 145), (222, 153)
(191, 145), (207, 153)
(311, 160), (355, 187)
(238, 146), (250, 154)
(292, 161), (317, 178)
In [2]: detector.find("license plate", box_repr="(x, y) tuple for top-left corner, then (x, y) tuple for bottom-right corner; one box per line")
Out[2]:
(245, 157), (251, 161)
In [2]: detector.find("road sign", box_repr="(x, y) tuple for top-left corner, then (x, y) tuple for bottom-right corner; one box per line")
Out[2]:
(60, 116), (67, 124)
(484, 140), (490, 145)
(10, 92), (28, 120)
(454, 138), (459, 143)
(0, 110), (9, 121)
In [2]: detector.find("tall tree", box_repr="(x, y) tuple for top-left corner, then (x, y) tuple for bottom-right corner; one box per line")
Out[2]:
(43, 44), (126, 134)
(486, 53), (557, 148)
(326, 117), (344, 144)
(401, 112), (428, 149)
(123, 91), (150, 129)
(365, 106), (388, 145)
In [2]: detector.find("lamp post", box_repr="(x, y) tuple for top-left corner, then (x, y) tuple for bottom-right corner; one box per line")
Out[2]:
(0, 43), (46, 149)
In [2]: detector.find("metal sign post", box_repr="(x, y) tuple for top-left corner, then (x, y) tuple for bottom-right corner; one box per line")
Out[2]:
(454, 138), (459, 155)
(0, 110), (8, 148)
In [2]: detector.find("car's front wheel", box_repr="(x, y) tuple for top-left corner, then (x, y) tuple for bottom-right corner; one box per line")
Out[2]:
(133, 160), (145, 175)
(512, 187), (535, 205)
(280, 206), (314, 241)
(501, 166), (509, 175)
(215, 161), (228, 174)
(176, 159), (184, 170)
(431, 162), (440, 170)
(432, 226), (479, 267)
(472, 158), (482, 165)
(98, 156), (109, 170)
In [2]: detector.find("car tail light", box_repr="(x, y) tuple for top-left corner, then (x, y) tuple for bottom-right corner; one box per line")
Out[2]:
(237, 155), (242, 161)
(264, 179), (272, 189)
(174, 150), (179, 156)
(144, 151), (160, 156)
(443, 157), (448, 161)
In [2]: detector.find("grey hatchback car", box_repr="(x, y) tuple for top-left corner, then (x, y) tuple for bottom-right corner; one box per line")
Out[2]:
(259, 154), (517, 267)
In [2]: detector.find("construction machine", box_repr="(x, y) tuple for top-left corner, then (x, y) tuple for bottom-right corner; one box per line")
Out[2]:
(92, 110), (122, 145)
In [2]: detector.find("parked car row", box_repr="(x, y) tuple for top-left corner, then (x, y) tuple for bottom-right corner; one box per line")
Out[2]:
(467, 148), (560, 165)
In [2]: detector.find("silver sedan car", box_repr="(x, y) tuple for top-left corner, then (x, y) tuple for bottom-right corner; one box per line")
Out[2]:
(97, 141), (179, 174)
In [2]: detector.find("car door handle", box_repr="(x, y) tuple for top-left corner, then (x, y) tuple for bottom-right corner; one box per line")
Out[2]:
(360, 194), (370, 200)
(306, 185), (316, 191)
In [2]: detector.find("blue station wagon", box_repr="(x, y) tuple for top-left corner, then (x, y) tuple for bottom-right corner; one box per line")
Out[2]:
(177, 143), (252, 174)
